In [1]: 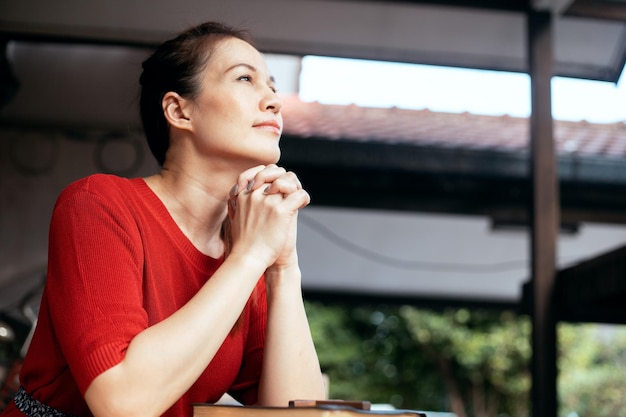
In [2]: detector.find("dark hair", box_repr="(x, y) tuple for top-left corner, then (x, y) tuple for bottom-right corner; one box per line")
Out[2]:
(139, 22), (253, 166)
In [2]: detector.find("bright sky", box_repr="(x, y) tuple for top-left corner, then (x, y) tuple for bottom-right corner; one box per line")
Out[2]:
(298, 56), (626, 124)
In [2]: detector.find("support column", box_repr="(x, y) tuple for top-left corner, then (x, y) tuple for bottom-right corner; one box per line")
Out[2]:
(528, 10), (559, 417)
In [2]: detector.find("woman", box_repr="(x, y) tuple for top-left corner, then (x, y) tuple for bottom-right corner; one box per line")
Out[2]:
(2, 21), (326, 417)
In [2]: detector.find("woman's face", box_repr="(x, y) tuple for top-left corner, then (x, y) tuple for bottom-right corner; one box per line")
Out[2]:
(187, 37), (283, 167)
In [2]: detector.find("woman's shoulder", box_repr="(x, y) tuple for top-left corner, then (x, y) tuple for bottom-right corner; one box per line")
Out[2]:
(54, 174), (148, 212)
(60, 173), (142, 198)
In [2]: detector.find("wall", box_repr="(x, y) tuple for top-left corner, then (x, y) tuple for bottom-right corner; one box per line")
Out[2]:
(0, 126), (158, 310)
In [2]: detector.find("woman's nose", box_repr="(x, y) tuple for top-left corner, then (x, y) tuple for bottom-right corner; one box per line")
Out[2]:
(262, 89), (282, 113)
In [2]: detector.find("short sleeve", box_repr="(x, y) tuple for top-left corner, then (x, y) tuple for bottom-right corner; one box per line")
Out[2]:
(46, 180), (147, 394)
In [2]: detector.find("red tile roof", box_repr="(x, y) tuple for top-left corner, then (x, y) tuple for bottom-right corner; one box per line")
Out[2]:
(281, 94), (626, 158)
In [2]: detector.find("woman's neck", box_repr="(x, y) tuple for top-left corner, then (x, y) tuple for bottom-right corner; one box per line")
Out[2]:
(144, 164), (232, 258)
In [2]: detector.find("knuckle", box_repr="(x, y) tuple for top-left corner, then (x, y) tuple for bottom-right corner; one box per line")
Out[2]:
(274, 178), (288, 188)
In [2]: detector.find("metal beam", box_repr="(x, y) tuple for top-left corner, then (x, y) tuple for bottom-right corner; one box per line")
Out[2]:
(528, 10), (559, 417)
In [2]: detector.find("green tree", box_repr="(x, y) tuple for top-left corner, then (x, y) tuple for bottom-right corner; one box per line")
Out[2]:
(558, 323), (626, 417)
(306, 301), (626, 417)
(399, 307), (531, 417)
(305, 302), (445, 411)
(306, 302), (531, 417)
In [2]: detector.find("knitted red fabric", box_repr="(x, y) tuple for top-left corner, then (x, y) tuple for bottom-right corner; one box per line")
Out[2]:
(3, 174), (266, 417)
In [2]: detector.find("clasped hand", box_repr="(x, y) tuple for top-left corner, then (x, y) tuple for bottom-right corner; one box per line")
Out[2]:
(227, 165), (310, 270)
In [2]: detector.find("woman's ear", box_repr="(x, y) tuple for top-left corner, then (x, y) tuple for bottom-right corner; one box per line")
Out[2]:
(162, 92), (192, 130)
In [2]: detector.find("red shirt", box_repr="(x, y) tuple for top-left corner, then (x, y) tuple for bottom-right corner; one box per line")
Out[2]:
(2, 174), (266, 417)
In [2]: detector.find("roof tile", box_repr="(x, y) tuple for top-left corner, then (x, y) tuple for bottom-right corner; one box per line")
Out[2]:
(281, 95), (626, 158)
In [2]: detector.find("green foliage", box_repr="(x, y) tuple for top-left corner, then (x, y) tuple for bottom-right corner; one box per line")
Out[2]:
(305, 302), (445, 410)
(399, 307), (531, 417)
(305, 302), (531, 416)
(558, 323), (626, 417)
(306, 301), (626, 417)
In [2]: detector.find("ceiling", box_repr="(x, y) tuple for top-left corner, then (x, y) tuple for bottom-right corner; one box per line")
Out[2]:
(1, 0), (626, 85)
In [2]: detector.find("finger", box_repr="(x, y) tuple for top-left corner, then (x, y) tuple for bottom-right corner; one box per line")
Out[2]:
(262, 171), (303, 195)
(279, 171), (302, 190)
(228, 196), (236, 219)
(263, 176), (300, 196)
(232, 165), (266, 197)
(282, 188), (311, 210)
(247, 165), (288, 192)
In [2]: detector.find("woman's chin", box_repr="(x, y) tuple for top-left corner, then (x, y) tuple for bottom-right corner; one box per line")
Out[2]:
(256, 147), (281, 165)
(229, 143), (281, 167)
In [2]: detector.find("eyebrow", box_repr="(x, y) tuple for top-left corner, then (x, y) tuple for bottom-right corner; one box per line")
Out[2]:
(226, 63), (276, 84)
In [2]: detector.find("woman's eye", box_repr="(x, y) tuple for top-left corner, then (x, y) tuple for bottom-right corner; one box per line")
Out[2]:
(237, 75), (252, 82)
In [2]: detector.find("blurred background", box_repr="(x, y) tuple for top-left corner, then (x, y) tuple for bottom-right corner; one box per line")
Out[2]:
(1, 1), (626, 416)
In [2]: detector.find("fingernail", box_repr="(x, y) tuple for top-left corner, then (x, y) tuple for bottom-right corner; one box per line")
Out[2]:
(230, 184), (238, 196)
(263, 186), (270, 194)
(246, 180), (254, 191)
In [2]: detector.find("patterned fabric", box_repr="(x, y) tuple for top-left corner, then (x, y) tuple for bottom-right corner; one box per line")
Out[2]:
(13, 387), (73, 417)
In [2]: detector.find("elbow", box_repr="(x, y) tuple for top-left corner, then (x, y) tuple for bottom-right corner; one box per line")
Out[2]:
(85, 364), (168, 417)
(85, 382), (164, 417)
(87, 396), (162, 417)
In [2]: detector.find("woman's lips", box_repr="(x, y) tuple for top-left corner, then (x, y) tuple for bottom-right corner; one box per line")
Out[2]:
(254, 120), (282, 135)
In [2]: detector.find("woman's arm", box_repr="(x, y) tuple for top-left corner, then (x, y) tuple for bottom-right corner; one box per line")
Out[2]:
(84, 252), (268, 417)
(243, 168), (326, 405)
(257, 261), (327, 405)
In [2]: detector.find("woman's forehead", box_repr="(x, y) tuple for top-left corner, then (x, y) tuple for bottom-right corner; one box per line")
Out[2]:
(209, 37), (270, 75)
